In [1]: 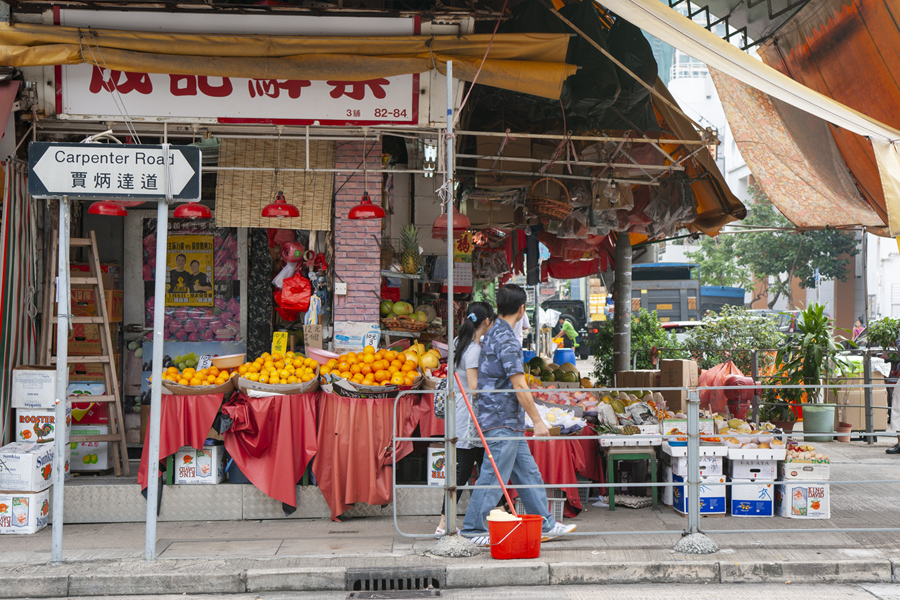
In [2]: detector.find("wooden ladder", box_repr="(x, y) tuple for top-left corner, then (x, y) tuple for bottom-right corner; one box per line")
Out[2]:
(39, 230), (130, 476)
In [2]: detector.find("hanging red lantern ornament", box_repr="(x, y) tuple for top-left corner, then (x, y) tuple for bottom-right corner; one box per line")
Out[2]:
(173, 203), (212, 220)
(348, 192), (385, 220)
(87, 200), (128, 217)
(431, 205), (470, 239)
(261, 191), (300, 218)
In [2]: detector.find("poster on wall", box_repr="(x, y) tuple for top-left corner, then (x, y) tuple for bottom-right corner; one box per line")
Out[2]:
(165, 234), (214, 307)
(143, 218), (240, 342)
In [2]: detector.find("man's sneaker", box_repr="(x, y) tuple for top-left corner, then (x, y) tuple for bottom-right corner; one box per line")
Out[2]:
(469, 534), (491, 547)
(542, 522), (576, 542)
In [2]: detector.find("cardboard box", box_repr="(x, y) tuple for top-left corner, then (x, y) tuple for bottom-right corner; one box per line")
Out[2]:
(53, 323), (119, 356)
(660, 359), (699, 413)
(825, 374), (889, 432)
(671, 455), (724, 477)
(0, 488), (50, 534)
(616, 370), (660, 389)
(672, 474), (726, 515)
(776, 482), (830, 519)
(729, 459), (778, 480)
(56, 288), (123, 323)
(11, 366), (58, 409)
(68, 362), (108, 383)
(0, 442), (54, 492)
(173, 446), (225, 484)
(15, 407), (71, 444)
(780, 460), (830, 481)
(70, 401), (109, 425)
(70, 262), (119, 290)
(730, 479), (774, 517)
(70, 425), (110, 471)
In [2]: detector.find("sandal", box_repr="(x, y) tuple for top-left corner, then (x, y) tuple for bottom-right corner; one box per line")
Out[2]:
(434, 526), (460, 535)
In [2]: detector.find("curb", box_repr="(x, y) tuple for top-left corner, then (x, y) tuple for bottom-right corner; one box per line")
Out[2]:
(2, 558), (898, 598)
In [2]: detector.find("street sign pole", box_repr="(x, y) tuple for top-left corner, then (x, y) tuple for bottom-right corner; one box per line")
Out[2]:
(50, 197), (70, 564)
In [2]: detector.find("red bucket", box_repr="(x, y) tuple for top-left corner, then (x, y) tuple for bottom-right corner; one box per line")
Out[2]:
(488, 514), (543, 560)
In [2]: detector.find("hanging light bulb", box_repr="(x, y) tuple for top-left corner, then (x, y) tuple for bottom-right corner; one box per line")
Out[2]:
(348, 192), (385, 220)
(261, 191), (300, 218)
(87, 200), (128, 217)
(173, 203), (212, 220)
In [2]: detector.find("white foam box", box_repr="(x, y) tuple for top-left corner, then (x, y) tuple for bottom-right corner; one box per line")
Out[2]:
(173, 446), (225, 484)
(11, 366), (58, 409)
(14, 407), (71, 444)
(729, 459), (778, 480)
(671, 455), (724, 477)
(780, 460), (830, 481)
(662, 419), (716, 436)
(662, 464), (673, 506)
(776, 481), (830, 519)
(672, 474), (726, 515)
(0, 488), (50, 534)
(0, 442), (54, 492)
(70, 425), (109, 471)
(729, 478), (774, 517)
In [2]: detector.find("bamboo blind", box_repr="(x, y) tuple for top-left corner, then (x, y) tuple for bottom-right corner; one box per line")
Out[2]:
(215, 138), (335, 230)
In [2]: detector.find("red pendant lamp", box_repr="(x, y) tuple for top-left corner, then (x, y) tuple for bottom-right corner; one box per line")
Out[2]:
(88, 200), (128, 217)
(261, 191), (300, 218)
(348, 192), (385, 220)
(431, 205), (470, 239)
(173, 203), (212, 220)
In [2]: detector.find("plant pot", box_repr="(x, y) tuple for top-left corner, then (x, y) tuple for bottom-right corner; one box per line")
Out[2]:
(836, 421), (853, 443)
(802, 404), (837, 442)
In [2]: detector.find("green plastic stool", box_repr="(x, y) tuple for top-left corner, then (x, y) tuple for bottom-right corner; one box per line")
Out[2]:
(605, 446), (658, 511)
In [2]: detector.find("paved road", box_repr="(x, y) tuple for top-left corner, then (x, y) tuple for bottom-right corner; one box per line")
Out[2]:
(35, 584), (900, 599)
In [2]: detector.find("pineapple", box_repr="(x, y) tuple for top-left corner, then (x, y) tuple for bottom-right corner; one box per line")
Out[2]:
(400, 224), (420, 274)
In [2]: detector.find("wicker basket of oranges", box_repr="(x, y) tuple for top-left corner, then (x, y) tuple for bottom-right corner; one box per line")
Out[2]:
(234, 351), (320, 394)
(160, 365), (235, 395)
(320, 346), (424, 397)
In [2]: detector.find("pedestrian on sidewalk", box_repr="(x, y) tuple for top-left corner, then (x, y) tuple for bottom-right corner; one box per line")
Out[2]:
(461, 284), (576, 546)
(886, 332), (900, 454)
(436, 301), (495, 535)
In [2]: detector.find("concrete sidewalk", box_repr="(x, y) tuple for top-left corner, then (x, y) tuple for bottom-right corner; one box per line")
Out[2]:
(2, 440), (899, 598)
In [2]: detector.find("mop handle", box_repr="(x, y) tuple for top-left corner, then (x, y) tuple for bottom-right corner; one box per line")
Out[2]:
(454, 372), (519, 518)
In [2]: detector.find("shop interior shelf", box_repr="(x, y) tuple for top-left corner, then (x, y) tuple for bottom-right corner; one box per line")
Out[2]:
(381, 329), (419, 338)
(380, 271), (421, 280)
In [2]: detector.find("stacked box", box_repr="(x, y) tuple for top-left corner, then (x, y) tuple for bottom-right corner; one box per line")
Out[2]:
(0, 443), (54, 492)
(11, 367), (57, 409)
(671, 455), (724, 478)
(730, 479), (774, 517)
(776, 458), (830, 519)
(70, 425), (110, 471)
(616, 370), (660, 389)
(659, 360), (699, 413)
(173, 446), (225, 484)
(0, 489), (50, 534)
(672, 474), (726, 515)
(15, 407), (71, 444)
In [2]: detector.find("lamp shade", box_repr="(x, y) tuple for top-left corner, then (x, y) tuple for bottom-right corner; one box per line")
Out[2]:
(261, 191), (300, 218)
(348, 192), (385, 220)
(431, 206), (470, 239)
(173, 203), (212, 220)
(87, 200), (128, 217)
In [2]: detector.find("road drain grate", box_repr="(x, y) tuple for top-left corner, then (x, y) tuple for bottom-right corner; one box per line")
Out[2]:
(346, 567), (444, 592)
(348, 592), (441, 599)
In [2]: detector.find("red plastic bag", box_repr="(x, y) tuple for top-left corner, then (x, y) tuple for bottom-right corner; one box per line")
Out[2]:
(723, 374), (757, 402)
(275, 273), (311, 313)
(698, 360), (744, 415)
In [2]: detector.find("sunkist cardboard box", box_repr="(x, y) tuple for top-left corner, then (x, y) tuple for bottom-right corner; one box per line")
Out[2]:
(173, 446), (225, 484)
(0, 442), (54, 492)
(659, 359), (699, 413)
(0, 488), (50, 535)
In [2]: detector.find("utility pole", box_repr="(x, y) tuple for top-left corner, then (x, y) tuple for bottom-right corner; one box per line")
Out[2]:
(613, 233), (632, 379)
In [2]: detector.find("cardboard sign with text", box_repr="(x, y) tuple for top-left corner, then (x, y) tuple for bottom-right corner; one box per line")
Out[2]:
(303, 324), (323, 350)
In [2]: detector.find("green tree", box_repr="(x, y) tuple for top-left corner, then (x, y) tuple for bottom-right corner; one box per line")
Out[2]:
(685, 186), (859, 308)
(591, 309), (680, 385)
(683, 304), (784, 374)
(685, 235), (752, 289)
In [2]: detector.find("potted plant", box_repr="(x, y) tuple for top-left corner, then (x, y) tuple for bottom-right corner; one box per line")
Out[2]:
(770, 303), (851, 441)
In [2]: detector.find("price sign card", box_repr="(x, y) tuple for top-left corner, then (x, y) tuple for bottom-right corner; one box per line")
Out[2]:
(272, 331), (289, 356)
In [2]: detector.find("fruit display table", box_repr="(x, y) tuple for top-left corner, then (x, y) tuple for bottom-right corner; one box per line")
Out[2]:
(221, 392), (319, 509)
(313, 391), (431, 520)
(137, 393), (224, 490)
(526, 428), (604, 517)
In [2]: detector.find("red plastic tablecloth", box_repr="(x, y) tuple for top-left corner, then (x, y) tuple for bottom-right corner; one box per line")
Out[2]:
(527, 428), (604, 517)
(221, 392), (318, 507)
(415, 393), (445, 438)
(313, 392), (423, 520)
(137, 394), (223, 490)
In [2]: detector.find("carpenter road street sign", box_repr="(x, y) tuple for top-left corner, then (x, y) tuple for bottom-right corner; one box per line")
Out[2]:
(28, 142), (201, 200)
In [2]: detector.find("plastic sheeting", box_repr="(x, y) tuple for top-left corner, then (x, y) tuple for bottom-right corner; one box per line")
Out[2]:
(0, 23), (576, 100)
(222, 392), (318, 507)
(137, 393), (222, 489)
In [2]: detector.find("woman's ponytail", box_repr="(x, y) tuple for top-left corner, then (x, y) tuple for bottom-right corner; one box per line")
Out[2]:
(454, 301), (496, 368)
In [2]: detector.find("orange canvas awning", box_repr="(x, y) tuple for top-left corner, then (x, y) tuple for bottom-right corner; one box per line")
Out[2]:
(0, 22), (577, 100)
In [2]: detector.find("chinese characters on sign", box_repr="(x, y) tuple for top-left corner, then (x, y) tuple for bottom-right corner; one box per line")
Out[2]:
(165, 235), (215, 307)
(62, 65), (416, 125)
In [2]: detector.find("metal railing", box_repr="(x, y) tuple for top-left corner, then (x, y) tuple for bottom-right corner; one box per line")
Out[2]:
(388, 378), (900, 546)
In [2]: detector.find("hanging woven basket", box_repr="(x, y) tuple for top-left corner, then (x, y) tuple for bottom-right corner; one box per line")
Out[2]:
(527, 177), (572, 221)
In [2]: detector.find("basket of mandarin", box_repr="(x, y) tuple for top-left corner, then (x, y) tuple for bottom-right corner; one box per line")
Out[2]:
(161, 365), (235, 395)
(321, 346), (423, 398)
(235, 351), (320, 395)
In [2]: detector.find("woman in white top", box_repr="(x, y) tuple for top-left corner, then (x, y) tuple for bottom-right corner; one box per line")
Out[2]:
(436, 301), (496, 535)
